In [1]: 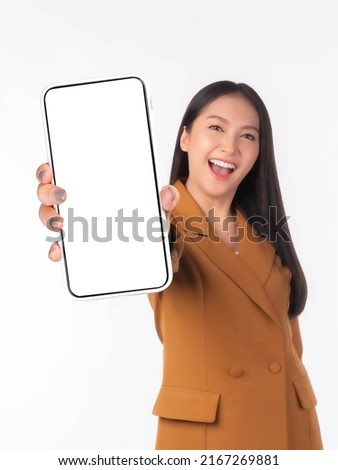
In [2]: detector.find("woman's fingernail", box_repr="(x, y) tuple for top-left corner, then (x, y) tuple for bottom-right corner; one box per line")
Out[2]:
(38, 170), (47, 182)
(168, 186), (176, 201)
(52, 189), (66, 202)
(47, 216), (64, 231)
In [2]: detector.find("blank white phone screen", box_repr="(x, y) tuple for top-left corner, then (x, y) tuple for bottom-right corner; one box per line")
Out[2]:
(43, 77), (172, 298)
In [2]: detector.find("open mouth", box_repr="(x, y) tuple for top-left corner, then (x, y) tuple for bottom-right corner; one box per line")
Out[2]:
(208, 159), (236, 177)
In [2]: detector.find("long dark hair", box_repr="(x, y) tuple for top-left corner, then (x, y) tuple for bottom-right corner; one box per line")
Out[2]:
(169, 80), (307, 318)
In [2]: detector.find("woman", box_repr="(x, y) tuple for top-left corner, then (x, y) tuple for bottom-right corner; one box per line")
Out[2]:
(37, 80), (323, 450)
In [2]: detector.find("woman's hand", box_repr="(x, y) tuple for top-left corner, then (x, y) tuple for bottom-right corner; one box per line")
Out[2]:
(36, 163), (67, 262)
(160, 185), (180, 218)
(36, 163), (180, 262)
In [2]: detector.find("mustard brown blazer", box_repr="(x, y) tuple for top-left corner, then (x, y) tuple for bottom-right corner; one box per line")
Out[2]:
(148, 179), (323, 450)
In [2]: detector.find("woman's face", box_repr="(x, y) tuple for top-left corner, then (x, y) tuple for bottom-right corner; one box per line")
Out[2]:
(180, 93), (260, 207)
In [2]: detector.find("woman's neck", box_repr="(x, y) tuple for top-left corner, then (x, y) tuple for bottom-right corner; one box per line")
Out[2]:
(185, 179), (236, 220)
(184, 179), (239, 250)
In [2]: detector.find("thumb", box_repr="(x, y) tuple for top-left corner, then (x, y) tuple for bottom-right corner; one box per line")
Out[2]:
(160, 185), (180, 213)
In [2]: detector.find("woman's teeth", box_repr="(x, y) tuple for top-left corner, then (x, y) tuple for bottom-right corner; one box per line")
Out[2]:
(209, 159), (236, 171)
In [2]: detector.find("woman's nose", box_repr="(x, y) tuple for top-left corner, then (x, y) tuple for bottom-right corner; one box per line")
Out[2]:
(219, 134), (237, 155)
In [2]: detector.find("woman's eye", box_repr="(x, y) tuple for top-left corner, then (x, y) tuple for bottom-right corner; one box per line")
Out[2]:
(241, 133), (256, 141)
(209, 125), (223, 132)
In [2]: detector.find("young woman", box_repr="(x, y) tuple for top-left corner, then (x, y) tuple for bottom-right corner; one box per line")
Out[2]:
(37, 81), (323, 450)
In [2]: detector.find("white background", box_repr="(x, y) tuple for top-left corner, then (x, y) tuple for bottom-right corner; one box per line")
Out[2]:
(0, 0), (337, 450)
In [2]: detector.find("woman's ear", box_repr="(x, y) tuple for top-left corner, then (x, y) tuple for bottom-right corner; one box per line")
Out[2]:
(180, 126), (189, 152)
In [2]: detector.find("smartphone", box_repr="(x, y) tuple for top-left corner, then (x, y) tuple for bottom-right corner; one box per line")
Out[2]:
(42, 76), (172, 299)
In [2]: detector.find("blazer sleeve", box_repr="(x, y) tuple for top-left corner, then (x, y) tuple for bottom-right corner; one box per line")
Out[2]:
(147, 225), (184, 338)
(290, 316), (303, 359)
(170, 231), (185, 273)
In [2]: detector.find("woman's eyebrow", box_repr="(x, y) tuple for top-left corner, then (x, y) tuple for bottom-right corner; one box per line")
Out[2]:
(206, 114), (259, 133)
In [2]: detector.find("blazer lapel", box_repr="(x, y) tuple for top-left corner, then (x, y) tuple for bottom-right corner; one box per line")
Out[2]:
(172, 180), (278, 323)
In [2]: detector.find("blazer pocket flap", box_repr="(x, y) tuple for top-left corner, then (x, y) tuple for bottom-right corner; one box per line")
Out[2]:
(152, 385), (220, 423)
(293, 375), (318, 409)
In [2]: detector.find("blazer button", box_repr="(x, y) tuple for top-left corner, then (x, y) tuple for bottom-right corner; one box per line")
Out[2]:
(229, 366), (244, 378)
(269, 362), (282, 373)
